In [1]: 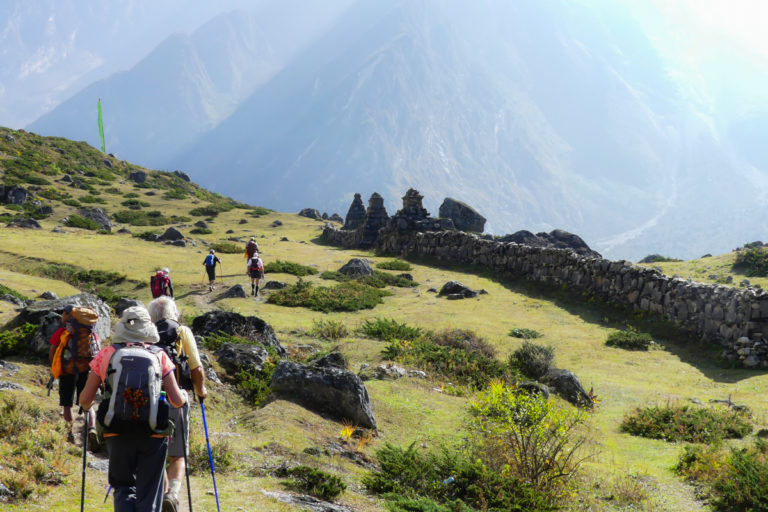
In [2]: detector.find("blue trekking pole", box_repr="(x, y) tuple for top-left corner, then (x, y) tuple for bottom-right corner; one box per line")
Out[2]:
(200, 401), (221, 512)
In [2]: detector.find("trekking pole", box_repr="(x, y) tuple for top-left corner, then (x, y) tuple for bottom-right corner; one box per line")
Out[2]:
(80, 408), (88, 512)
(180, 405), (193, 512)
(103, 485), (111, 504)
(200, 401), (220, 512)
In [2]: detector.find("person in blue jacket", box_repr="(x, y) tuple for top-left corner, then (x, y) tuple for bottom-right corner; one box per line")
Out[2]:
(203, 249), (222, 291)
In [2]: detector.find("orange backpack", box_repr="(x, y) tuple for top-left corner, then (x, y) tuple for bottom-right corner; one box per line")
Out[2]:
(54, 307), (100, 377)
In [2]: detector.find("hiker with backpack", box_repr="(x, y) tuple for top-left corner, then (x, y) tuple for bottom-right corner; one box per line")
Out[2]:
(48, 305), (100, 447)
(79, 306), (188, 512)
(246, 252), (264, 296)
(244, 237), (259, 260)
(203, 249), (222, 291)
(151, 268), (174, 298)
(148, 296), (208, 512)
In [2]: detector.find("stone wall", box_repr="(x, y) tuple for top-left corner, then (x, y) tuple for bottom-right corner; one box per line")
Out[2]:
(322, 224), (768, 368)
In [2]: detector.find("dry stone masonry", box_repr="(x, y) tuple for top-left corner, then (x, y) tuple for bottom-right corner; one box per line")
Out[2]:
(323, 189), (768, 368)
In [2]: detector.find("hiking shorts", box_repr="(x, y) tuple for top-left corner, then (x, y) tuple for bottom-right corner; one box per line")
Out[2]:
(59, 371), (89, 407)
(168, 401), (190, 458)
(205, 265), (216, 281)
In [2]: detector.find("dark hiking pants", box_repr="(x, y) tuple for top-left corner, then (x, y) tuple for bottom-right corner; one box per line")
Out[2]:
(107, 436), (168, 512)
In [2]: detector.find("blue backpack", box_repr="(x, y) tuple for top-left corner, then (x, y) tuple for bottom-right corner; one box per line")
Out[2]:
(204, 254), (216, 267)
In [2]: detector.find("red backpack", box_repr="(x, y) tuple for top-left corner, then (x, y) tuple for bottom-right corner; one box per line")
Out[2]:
(150, 271), (170, 298)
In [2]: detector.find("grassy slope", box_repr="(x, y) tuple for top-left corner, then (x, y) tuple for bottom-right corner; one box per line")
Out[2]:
(2, 130), (767, 511)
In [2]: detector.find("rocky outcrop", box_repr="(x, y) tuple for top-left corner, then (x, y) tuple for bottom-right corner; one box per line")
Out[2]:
(271, 361), (376, 429)
(5, 293), (111, 357)
(214, 343), (268, 376)
(78, 207), (112, 231)
(344, 193), (366, 230)
(541, 368), (593, 408)
(217, 285), (247, 299)
(439, 198), (486, 232)
(338, 259), (374, 277)
(7, 218), (41, 229)
(299, 208), (321, 219)
(329, 213), (344, 224)
(497, 229), (600, 258)
(173, 170), (191, 182)
(128, 171), (147, 183)
(191, 311), (285, 356)
(0, 185), (28, 205)
(158, 227), (184, 241)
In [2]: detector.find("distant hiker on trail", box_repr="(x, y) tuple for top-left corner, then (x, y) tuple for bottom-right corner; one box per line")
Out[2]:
(246, 252), (264, 297)
(48, 305), (100, 447)
(203, 249), (222, 291)
(80, 306), (187, 512)
(151, 267), (174, 298)
(148, 296), (208, 512)
(245, 237), (259, 260)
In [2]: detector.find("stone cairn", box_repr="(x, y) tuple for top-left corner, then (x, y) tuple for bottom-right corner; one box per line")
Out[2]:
(344, 193), (366, 230)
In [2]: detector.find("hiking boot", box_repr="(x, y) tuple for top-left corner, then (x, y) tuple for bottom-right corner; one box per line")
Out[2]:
(88, 428), (100, 452)
(162, 491), (179, 512)
(209, 285), (213, 291)
(66, 430), (76, 444)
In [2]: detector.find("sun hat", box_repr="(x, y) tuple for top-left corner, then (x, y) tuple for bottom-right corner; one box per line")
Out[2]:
(161, 267), (170, 275)
(113, 306), (159, 344)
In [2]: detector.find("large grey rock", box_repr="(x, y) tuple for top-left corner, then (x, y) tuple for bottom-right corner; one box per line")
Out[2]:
(329, 213), (344, 224)
(5, 293), (111, 357)
(217, 284), (247, 299)
(311, 352), (348, 370)
(263, 281), (287, 290)
(78, 207), (112, 231)
(439, 197), (486, 232)
(0, 185), (28, 205)
(7, 218), (41, 229)
(541, 368), (593, 408)
(338, 259), (373, 277)
(114, 298), (145, 318)
(0, 294), (26, 307)
(299, 208), (321, 219)
(39, 291), (58, 300)
(128, 171), (147, 183)
(214, 342), (268, 376)
(158, 227), (184, 241)
(173, 170), (191, 182)
(272, 361), (376, 429)
(191, 311), (285, 356)
(438, 281), (476, 298)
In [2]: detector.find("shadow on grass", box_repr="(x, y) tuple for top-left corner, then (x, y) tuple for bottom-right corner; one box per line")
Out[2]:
(402, 253), (763, 384)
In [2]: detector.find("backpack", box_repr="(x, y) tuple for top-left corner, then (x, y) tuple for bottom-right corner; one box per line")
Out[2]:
(59, 307), (100, 376)
(249, 257), (263, 275)
(155, 319), (193, 390)
(204, 254), (216, 267)
(96, 343), (172, 437)
(246, 240), (259, 258)
(150, 271), (170, 298)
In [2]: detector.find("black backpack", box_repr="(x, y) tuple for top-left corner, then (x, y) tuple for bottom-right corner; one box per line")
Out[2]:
(155, 319), (194, 390)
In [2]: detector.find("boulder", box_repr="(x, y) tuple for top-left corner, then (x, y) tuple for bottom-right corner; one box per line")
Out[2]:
(166, 240), (186, 247)
(217, 284), (247, 299)
(117, 227), (131, 234)
(330, 213), (344, 224)
(36, 205), (54, 215)
(358, 193), (389, 247)
(114, 298), (145, 318)
(263, 281), (287, 290)
(438, 281), (476, 298)
(78, 207), (112, 231)
(39, 291), (58, 300)
(214, 342), (268, 376)
(271, 361), (377, 429)
(0, 294), (26, 307)
(311, 352), (348, 370)
(239, 219), (248, 224)
(194, 220), (208, 228)
(271, 220), (283, 227)
(1, 185), (28, 205)
(7, 218), (41, 229)
(518, 381), (551, 399)
(322, 212), (329, 220)
(191, 311), (285, 356)
(343, 193), (366, 230)
(128, 171), (147, 183)
(298, 208), (321, 219)
(61, 174), (73, 183)
(158, 227), (184, 241)
(5, 293), (111, 357)
(539, 229), (600, 258)
(438, 198), (486, 232)
(173, 170), (191, 182)
(541, 368), (593, 408)
(359, 364), (407, 381)
(339, 258), (374, 277)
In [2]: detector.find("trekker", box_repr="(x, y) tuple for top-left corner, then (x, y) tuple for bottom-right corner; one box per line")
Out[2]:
(245, 237), (259, 260)
(80, 306), (187, 512)
(148, 296), (208, 512)
(48, 305), (100, 447)
(246, 252), (264, 296)
(151, 268), (174, 298)
(203, 249), (221, 291)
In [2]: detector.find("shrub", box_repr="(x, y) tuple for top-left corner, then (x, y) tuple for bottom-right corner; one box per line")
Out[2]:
(377, 259), (412, 271)
(0, 323), (36, 357)
(361, 318), (424, 341)
(508, 327), (542, 339)
(123, 192), (140, 198)
(189, 227), (212, 235)
(113, 210), (171, 226)
(621, 403), (752, 443)
(264, 260), (318, 276)
(510, 341), (554, 379)
(267, 279), (389, 312)
(238, 361), (276, 406)
(41, 263), (125, 288)
(104, 187), (121, 194)
(79, 195), (106, 204)
(468, 381), (588, 496)
(428, 329), (496, 359)
(363, 443), (554, 512)
(734, 246), (768, 276)
(64, 214), (100, 230)
(0, 284), (28, 302)
(189, 206), (221, 217)
(188, 439), (235, 475)
(605, 327), (655, 350)
(281, 465), (346, 500)
(310, 318), (349, 340)
(121, 199), (150, 209)
(248, 207), (271, 216)
(321, 269), (417, 288)
(211, 242), (241, 254)
(162, 189), (186, 200)
(62, 198), (81, 207)
(639, 254), (683, 263)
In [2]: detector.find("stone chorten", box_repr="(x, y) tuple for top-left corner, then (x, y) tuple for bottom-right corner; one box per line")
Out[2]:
(358, 192), (389, 247)
(344, 193), (366, 230)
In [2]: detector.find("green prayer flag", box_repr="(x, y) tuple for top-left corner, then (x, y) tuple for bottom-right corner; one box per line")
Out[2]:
(97, 98), (105, 153)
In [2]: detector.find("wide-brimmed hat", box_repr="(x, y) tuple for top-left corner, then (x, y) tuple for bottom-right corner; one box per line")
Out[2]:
(113, 306), (159, 344)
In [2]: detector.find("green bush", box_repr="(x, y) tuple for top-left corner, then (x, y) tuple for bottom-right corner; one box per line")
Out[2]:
(104, 187), (121, 194)
(188, 439), (235, 475)
(283, 465), (346, 501)
(0, 284), (28, 302)
(509, 341), (554, 379)
(238, 361), (276, 406)
(162, 189), (187, 200)
(605, 327), (655, 350)
(639, 254), (683, 263)
(113, 210), (171, 226)
(211, 242), (241, 254)
(0, 323), (36, 357)
(361, 318), (424, 341)
(267, 279), (389, 312)
(123, 192), (139, 198)
(248, 207), (271, 217)
(121, 199), (150, 210)
(321, 270), (417, 288)
(621, 403), (752, 443)
(41, 263), (125, 287)
(428, 329), (496, 359)
(189, 227), (212, 235)
(264, 260), (318, 276)
(79, 195), (107, 204)
(508, 327), (542, 339)
(38, 187), (71, 201)
(189, 206), (221, 217)
(62, 198), (81, 207)
(377, 260), (412, 271)
(310, 318), (349, 340)
(363, 443), (554, 512)
(734, 246), (768, 276)
(64, 214), (100, 230)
